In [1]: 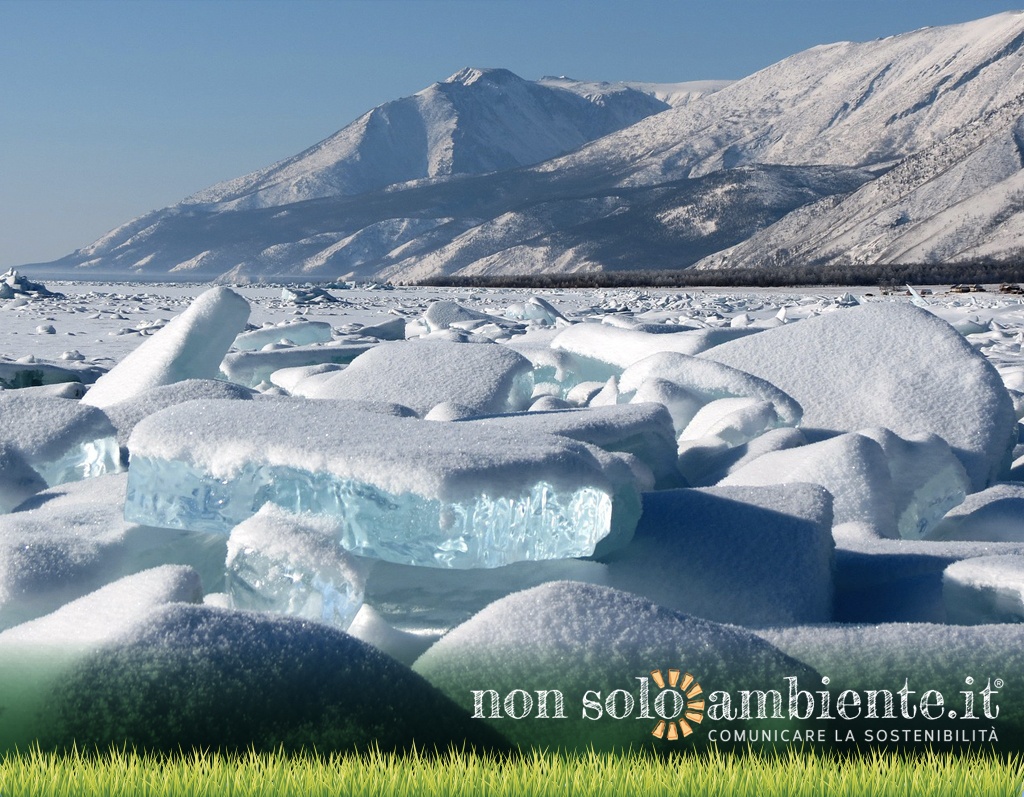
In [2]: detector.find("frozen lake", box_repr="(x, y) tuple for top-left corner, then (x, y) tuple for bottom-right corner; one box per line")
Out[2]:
(1, 273), (1024, 753)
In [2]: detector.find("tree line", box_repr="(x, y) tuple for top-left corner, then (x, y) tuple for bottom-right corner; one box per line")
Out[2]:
(412, 261), (1024, 290)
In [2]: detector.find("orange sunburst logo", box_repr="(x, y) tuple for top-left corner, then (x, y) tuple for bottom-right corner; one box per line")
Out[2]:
(649, 668), (704, 740)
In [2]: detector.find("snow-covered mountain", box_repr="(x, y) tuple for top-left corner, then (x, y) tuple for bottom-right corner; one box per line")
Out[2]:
(30, 12), (1024, 282)
(181, 68), (688, 211)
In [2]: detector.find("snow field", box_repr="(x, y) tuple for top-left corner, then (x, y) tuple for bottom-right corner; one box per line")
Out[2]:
(0, 281), (1022, 751)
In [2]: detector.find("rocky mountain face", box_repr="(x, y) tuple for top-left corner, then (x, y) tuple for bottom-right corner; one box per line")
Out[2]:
(31, 12), (1024, 282)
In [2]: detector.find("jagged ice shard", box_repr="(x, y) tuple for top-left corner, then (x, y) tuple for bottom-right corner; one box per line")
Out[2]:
(125, 400), (641, 568)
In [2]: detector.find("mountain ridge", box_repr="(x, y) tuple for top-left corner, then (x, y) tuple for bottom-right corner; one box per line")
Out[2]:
(28, 11), (1024, 283)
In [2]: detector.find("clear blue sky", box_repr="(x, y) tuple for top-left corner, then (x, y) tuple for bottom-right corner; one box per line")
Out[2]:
(2, 0), (1020, 268)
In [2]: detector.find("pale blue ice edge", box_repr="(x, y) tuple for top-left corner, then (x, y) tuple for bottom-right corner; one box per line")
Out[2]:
(124, 456), (626, 568)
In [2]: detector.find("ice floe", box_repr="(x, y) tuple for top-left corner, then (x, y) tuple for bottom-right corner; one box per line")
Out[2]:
(226, 504), (368, 628)
(126, 399), (643, 567)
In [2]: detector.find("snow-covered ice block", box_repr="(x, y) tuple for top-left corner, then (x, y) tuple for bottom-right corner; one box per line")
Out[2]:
(0, 443), (45, 514)
(682, 427), (807, 488)
(679, 397), (782, 449)
(927, 483), (1024, 542)
(459, 403), (682, 489)
(629, 377), (705, 435)
(104, 378), (255, 447)
(758, 623), (1024, 748)
(0, 565), (202, 752)
(82, 287), (250, 408)
(233, 320), (333, 351)
(292, 339), (533, 417)
(832, 526), (1024, 623)
(268, 363), (346, 393)
(720, 432), (897, 536)
(944, 556), (1024, 624)
(505, 296), (566, 325)
(504, 337), (584, 395)
(0, 393), (120, 487)
(718, 425), (965, 539)
(43, 604), (506, 753)
(552, 322), (761, 371)
(423, 300), (516, 333)
(859, 428), (970, 539)
(220, 342), (373, 388)
(355, 314), (406, 340)
(620, 351), (802, 433)
(280, 285), (341, 305)
(126, 400), (642, 568)
(423, 401), (479, 421)
(605, 484), (834, 626)
(529, 395), (572, 411)
(346, 604), (436, 666)
(702, 303), (1017, 491)
(414, 582), (820, 751)
(226, 505), (368, 629)
(0, 475), (227, 630)
(366, 557), (607, 635)
(0, 360), (103, 390)
(1, 565), (202, 650)
(565, 380), (607, 405)
(0, 268), (61, 300)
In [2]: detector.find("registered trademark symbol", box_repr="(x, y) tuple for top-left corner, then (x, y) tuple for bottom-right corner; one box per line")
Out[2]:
(948, 710), (957, 719)
(996, 679), (1005, 689)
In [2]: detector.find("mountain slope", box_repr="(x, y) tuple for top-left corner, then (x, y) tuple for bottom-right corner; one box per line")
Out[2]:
(693, 94), (1024, 270)
(30, 12), (1024, 282)
(540, 11), (1024, 186)
(181, 68), (691, 211)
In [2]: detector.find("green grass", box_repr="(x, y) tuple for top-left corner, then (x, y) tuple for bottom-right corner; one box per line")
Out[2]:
(0, 746), (1020, 797)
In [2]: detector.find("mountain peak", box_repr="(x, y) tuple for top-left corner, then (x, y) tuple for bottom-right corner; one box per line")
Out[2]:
(443, 67), (522, 86)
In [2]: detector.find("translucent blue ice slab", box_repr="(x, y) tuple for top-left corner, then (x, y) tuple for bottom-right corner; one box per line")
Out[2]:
(126, 457), (619, 568)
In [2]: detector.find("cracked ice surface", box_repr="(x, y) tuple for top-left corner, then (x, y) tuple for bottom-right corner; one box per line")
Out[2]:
(125, 399), (640, 568)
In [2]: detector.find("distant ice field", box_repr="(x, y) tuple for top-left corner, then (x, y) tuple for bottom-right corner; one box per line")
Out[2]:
(6, 281), (1022, 364)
